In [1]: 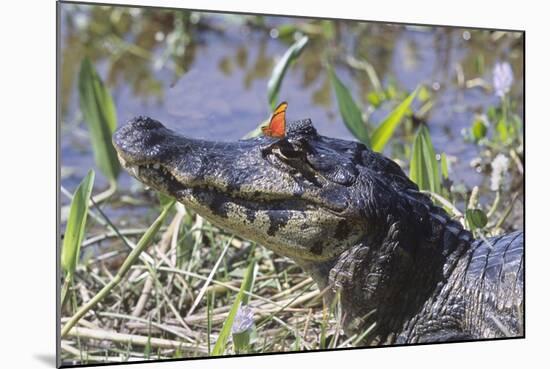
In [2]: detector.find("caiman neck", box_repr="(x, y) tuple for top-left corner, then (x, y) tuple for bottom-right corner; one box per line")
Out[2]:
(319, 221), (472, 345)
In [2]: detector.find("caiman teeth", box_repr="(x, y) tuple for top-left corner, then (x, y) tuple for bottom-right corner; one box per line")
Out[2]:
(131, 165), (140, 178)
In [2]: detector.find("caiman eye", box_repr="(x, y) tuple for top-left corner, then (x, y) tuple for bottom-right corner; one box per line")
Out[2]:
(261, 139), (305, 161)
(274, 140), (303, 160)
(261, 138), (322, 187)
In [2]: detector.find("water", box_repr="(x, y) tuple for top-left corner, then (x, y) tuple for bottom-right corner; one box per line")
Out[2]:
(59, 4), (524, 226)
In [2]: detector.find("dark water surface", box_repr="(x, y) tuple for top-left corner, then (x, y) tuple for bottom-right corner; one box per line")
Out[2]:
(59, 4), (524, 225)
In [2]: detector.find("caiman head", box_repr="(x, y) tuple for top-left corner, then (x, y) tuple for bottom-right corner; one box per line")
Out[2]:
(113, 115), (471, 342)
(113, 117), (372, 264)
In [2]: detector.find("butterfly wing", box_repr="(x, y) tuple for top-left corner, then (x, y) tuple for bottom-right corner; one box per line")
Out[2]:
(272, 101), (288, 116)
(264, 102), (287, 137)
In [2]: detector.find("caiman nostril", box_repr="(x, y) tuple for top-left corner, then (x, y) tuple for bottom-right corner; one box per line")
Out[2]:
(113, 116), (172, 160)
(128, 116), (165, 131)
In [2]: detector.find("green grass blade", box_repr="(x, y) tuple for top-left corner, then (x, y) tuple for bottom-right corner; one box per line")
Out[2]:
(409, 125), (441, 194)
(328, 64), (370, 147)
(207, 292), (213, 355)
(78, 57), (120, 183)
(212, 260), (257, 356)
(352, 322), (377, 346)
(371, 87), (418, 152)
(267, 36), (309, 109)
(420, 129), (440, 193)
(158, 192), (175, 210)
(440, 152), (449, 179)
(61, 200), (176, 338)
(61, 170), (95, 274)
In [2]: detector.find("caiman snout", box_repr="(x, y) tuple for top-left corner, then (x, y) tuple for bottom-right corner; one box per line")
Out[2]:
(113, 116), (178, 166)
(112, 115), (367, 263)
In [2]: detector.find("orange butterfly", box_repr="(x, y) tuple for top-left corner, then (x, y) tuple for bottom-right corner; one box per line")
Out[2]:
(261, 101), (287, 138)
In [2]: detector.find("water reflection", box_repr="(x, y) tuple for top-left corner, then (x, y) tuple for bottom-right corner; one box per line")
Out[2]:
(59, 3), (523, 224)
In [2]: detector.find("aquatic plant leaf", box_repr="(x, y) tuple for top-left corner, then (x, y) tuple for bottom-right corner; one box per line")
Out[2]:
(496, 118), (509, 142)
(410, 125), (441, 194)
(277, 24), (298, 39)
(78, 57), (120, 183)
(367, 91), (383, 108)
(267, 36), (309, 109)
(328, 64), (371, 147)
(471, 118), (487, 141)
(61, 170), (95, 274)
(466, 209), (488, 230)
(418, 85), (431, 102)
(440, 152), (449, 179)
(212, 261), (256, 356)
(371, 88), (418, 152)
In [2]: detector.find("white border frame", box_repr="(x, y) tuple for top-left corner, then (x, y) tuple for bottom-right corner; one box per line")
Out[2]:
(3, 0), (546, 368)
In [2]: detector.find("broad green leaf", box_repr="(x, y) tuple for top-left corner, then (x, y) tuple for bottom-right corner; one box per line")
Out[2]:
(418, 85), (431, 102)
(465, 208), (488, 230)
(496, 118), (509, 142)
(409, 125), (441, 194)
(78, 57), (120, 183)
(61, 170), (95, 274)
(276, 24), (298, 39)
(371, 88), (418, 152)
(267, 36), (309, 109)
(328, 64), (371, 147)
(212, 260), (257, 356)
(367, 91), (383, 107)
(471, 118), (487, 141)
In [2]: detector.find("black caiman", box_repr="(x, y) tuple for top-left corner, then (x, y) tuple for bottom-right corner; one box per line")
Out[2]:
(113, 116), (524, 345)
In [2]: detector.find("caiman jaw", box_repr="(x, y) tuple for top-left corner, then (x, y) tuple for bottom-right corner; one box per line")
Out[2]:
(117, 153), (340, 215)
(113, 116), (364, 262)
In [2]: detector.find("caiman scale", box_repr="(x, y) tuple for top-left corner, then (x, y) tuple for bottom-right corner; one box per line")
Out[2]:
(113, 116), (524, 345)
